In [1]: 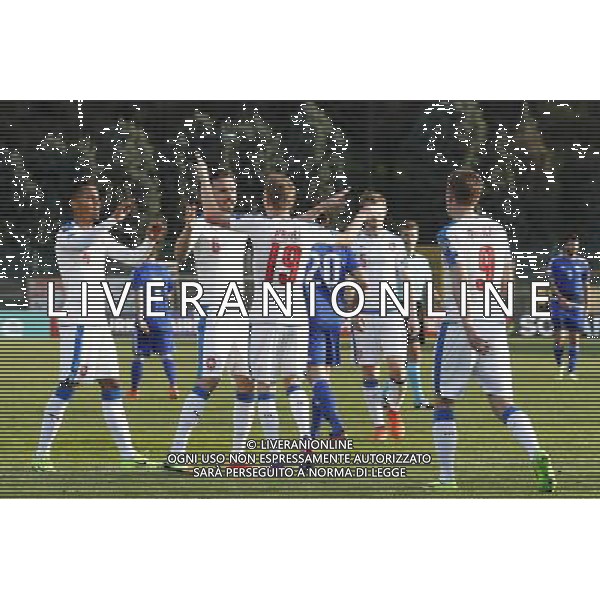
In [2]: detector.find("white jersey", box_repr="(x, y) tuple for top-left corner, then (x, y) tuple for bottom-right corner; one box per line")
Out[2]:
(188, 216), (249, 313)
(437, 213), (512, 321)
(55, 219), (152, 326)
(354, 229), (407, 313)
(398, 253), (433, 301)
(236, 216), (325, 323)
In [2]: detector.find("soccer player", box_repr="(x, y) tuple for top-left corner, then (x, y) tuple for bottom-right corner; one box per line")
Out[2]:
(433, 169), (554, 492)
(548, 233), (590, 380)
(168, 157), (255, 459)
(128, 238), (179, 401)
(33, 180), (163, 471)
(398, 220), (433, 409)
(241, 174), (341, 442)
(305, 214), (361, 438)
(352, 192), (415, 441)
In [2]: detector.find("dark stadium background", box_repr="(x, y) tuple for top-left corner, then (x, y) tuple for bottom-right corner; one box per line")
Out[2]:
(1, 100), (599, 320)
(1, 100), (599, 255)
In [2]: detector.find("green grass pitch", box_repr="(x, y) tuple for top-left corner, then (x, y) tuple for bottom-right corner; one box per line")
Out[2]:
(1, 337), (598, 497)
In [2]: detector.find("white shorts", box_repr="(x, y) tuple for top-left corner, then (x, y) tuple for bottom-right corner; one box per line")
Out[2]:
(352, 313), (408, 366)
(199, 317), (250, 379)
(58, 324), (120, 384)
(250, 319), (309, 382)
(434, 320), (514, 400)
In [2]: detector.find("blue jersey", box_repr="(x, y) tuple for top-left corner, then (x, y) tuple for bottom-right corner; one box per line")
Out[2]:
(132, 261), (176, 327)
(548, 255), (589, 304)
(305, 239), (359, 330)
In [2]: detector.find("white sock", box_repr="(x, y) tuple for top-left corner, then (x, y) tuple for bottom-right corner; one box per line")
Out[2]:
(257, 399), (279, 440)
(170, 388), (209, 454)
(364, 382), (385, 427)
(101, 390), (136, 459)
(506, 411), (540, 459)
(433, 420), (457, 483)
(232, 400), (255, 453)
(287, 385), (310, 437)
(35, 394), (70, 458)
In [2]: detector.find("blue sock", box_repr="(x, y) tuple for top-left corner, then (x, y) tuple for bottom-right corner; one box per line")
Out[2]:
(312, 380), (343, 438)
(568, 344), (578, 374)
(553, 343), (564, 367)
(131, 358), (144, 390)
(407, 362), (425, 402)
(311, 396), (323, 438)
(162, 356), (178, 387)
(318, 380), (344, 437)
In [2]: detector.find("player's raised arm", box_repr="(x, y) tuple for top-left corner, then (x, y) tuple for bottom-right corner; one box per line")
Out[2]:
(174, 204), (198, 264)
(338, 193), (385, 245)
(194, 152), (213, 209)
(104, 202), (164, 265)
(297, 189), (350, 222)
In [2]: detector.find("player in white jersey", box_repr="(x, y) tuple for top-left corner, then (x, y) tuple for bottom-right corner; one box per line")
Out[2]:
(240, 174), (338, 443)
(398, 221), (433, 409)
(351, 192), (416, 441)
(33, 180), (162, 471)
(168, 157), (256, 461)
(432, 169), (554, 492)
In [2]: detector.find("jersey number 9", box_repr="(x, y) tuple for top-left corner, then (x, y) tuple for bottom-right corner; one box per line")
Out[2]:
(475, 245), (495, 291)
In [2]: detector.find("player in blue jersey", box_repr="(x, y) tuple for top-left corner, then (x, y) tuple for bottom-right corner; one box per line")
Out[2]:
(548, 233), (590, 380)
(128, 237), (179, 401)
(305, 219), (361, 438)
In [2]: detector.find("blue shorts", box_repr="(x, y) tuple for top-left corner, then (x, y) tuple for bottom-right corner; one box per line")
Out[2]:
(308, 326), (341, 367)
(135, 324), (175, 356)
(550, 299), (587, 333)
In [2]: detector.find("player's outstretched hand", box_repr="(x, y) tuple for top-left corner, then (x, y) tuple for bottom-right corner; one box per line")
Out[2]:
(113, 201), (137, 222)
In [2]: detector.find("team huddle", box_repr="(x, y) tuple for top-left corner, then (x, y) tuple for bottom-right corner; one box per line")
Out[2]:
(33, 160), (574, 492)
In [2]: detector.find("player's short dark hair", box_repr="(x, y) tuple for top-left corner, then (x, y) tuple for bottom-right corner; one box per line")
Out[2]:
(69, 177), (99, 199)
(264, 173), (296, 207)
(213, 169), (235, 181)
(359, 190), (386, 207)
(563, 232), (580, 244)
(447, 170), (483, 205)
